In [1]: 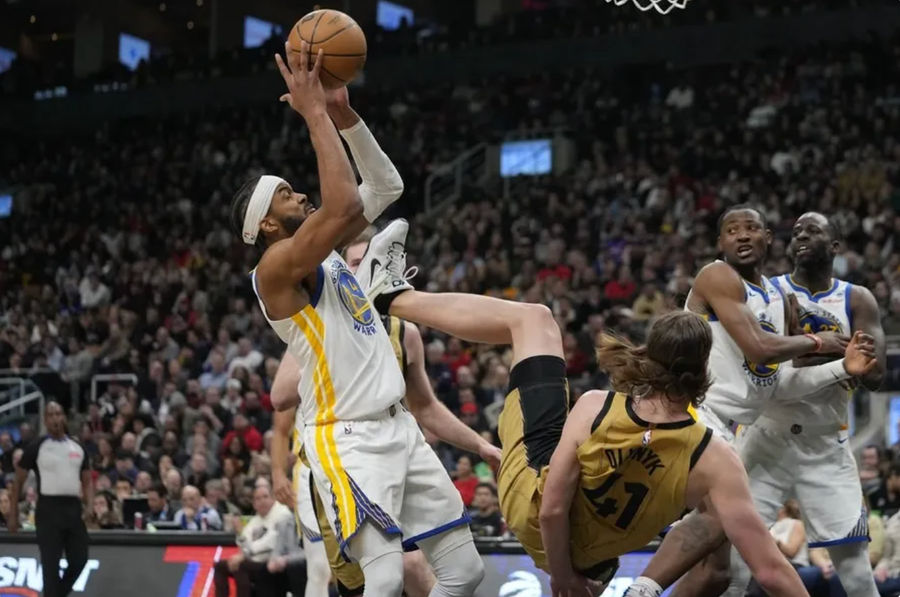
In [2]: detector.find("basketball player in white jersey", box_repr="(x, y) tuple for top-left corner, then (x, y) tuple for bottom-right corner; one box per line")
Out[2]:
(725, 212), (886, 597)
(269, 228), (502, 597)
(231, 43), (483, 597)
(618, 205), (877, 597)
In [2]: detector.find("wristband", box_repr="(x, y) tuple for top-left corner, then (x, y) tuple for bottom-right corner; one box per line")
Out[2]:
(805, 333), (823, 353)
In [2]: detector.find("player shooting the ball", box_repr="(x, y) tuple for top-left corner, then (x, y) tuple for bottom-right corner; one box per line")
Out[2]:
(231, 40), (483, 597)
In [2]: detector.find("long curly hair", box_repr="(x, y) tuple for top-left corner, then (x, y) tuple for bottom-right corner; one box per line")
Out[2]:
(595, 311), (712, 407)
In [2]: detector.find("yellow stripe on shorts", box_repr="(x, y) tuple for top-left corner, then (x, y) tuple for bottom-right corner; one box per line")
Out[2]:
(290, 307), (358, 541)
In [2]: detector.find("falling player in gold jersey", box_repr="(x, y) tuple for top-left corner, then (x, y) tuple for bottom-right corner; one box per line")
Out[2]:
(349, 218), (855, 597)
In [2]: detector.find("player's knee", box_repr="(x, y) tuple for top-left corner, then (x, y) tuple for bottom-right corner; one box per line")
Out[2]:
(362, 561), (404, 597)
(433, 544), (484, 597)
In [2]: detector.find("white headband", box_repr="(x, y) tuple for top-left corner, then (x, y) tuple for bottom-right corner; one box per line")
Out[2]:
(242, 175), (287, 245)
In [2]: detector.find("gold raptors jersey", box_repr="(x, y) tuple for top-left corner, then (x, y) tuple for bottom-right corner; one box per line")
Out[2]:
(251, 251), (405, 426)
(566, 393), (711, 569)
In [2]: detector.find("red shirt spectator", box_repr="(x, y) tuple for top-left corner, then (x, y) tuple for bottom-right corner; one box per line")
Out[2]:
(221, 413), (263, 454)
(537, 265), (572, 282)
(452, 455), (480, 507)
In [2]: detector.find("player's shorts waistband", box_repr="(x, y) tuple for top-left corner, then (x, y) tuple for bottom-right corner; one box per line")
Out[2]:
(755, 415), (844, 436)
(305, 401), (406, 425)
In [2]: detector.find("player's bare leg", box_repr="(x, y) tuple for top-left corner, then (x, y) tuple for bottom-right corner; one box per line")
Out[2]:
(358, 219), (564, 363)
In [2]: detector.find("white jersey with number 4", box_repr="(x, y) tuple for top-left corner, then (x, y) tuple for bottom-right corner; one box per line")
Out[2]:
(251, 251), (405, 425)
(691, 264), (786, 426)
(767, 275), (853, 427)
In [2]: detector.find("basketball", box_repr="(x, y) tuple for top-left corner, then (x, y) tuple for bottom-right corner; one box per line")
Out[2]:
(288, 9), (367, 89)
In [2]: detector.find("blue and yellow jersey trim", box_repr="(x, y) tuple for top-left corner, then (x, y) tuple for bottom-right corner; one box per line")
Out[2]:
(289, 306), (359, 544)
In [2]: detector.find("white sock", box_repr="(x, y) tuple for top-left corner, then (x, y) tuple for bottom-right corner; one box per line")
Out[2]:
(624, 576), (664, 597)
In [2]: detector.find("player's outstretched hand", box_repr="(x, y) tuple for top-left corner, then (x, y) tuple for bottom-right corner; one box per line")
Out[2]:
(550, 570), (593, 597)
(479, 442), (502, 470)
(275, 41), (326, 118)
(273, 471), (296, 509)
(816, 331), (849, 356)
(843, 330), (877, 377)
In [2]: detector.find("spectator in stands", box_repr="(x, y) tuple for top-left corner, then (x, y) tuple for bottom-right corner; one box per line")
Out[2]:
(174, 485), (222, 531)
(875, 503), (900, 595)
(0, 488), (11, 529)
(0, 432), (14, 475)
(164, 469), (184, 511)
(469, 483), (503, 538)
(114, 478), (134, 501)
(241, 390), (271, 434)
(632, 282), (667, 322)
(222, 414), (262, 455)
(87, 491), (123, 530)
(146, 484), (172, 523)
(452, 454), (480, 507)
(132, 414), (159, 454)
(110, 450), (139, 484)
(213, 483), (299, 597)
(227, 338), (263, 375)
(222, 379), (243, 414)
(861, 445), (885, 496)
(134, 471), (152, 494)
(205, 478), (240, 521)
(871, 464), (900, 519)
(199, 350), (228, 390)
(184, 451), (211, 490)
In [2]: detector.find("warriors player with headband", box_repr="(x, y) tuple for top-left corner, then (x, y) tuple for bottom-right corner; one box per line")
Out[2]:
(270, 228), (503, 597)
(231, 43), (483, 597)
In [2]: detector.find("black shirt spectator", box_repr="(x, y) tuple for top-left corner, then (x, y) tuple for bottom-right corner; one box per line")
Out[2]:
(469, 483), (504, 538)
(871, 465), (900, 519)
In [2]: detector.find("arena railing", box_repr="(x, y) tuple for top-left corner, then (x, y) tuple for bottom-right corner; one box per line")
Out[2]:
(85, 373), (139, 414)
(423, 142), (489, 214)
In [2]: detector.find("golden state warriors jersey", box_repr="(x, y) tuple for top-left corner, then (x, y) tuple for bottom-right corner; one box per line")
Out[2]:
(768, 275), (853, 426)
(293, 314), (409, 457)
(567, 393), (712, 569)
(690, 263), (786, 424)
(251, 251), (405, 426)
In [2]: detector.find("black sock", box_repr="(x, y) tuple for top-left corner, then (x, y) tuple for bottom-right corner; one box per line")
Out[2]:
(374, 288), (410, 315)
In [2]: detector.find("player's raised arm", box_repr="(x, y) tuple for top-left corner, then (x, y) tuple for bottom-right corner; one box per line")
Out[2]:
(688, 438), (810, 597)
(402, 322), (501, 468)
(255, 43), (364, 294)
(850, 285), (886, 390)
(325, 87), (404, 240)
(694, 262), (846, 364)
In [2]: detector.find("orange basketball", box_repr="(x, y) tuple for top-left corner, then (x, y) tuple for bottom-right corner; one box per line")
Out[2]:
(287, 9), (367, 89)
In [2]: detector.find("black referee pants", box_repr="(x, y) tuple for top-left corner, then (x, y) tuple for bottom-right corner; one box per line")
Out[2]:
(35, 496), (89, 597)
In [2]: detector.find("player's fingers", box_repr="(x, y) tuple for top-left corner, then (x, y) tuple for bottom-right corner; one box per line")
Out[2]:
(274, 52), (292, 84)
(279, 93), (292, 105)
(298, 40), (309, 74)
(311, 48), (324, 79)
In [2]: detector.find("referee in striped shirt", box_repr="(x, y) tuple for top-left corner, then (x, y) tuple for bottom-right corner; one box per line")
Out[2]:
(9, 402), (93, 597)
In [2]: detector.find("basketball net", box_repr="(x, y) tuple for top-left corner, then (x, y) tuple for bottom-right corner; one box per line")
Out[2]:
(605, 0), (689, 14)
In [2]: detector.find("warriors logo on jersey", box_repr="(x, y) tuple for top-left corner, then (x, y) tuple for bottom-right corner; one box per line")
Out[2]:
(743, 317), (780, 384)
(797, 305), (842, 334)
(331, 260), (377, 335)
